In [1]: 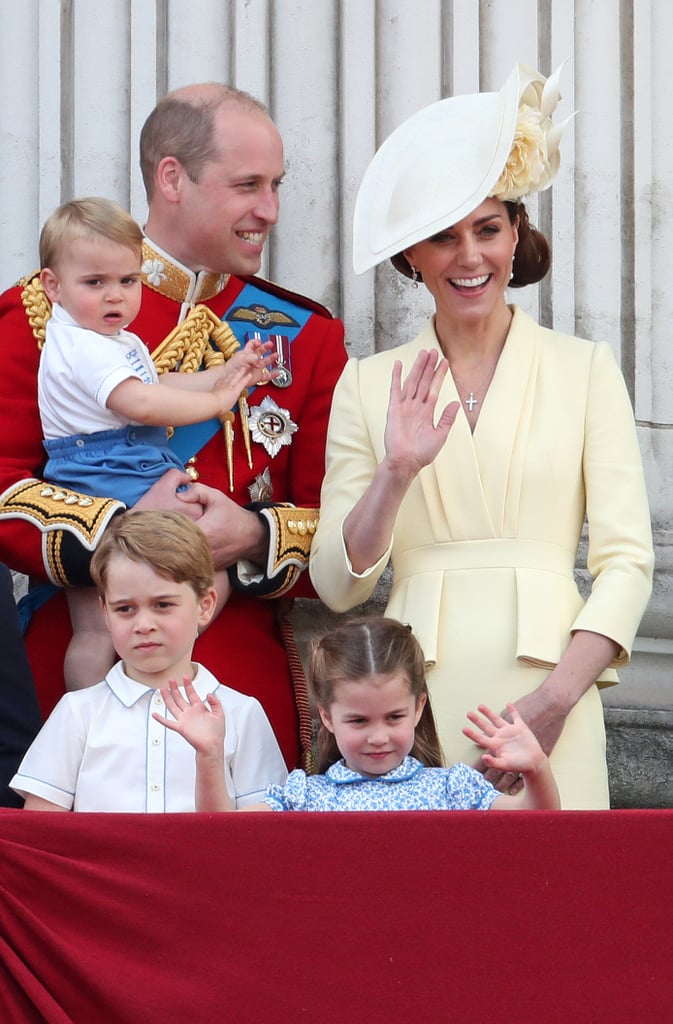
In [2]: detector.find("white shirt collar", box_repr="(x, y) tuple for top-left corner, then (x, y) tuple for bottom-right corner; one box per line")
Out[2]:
(104, 661), (219, 708)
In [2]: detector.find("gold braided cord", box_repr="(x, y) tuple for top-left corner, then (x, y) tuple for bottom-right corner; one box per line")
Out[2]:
(20, 275), (51, 350)
(152, 304), (240, 375)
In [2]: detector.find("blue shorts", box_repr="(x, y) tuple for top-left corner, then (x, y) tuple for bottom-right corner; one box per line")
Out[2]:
(43, 426), (186, 507)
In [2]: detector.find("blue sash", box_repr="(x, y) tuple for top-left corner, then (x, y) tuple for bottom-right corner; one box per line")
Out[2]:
(168, 281), (312, 464)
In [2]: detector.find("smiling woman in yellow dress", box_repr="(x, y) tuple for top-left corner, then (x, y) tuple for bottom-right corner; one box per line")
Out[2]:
(309, 65), (654, 809)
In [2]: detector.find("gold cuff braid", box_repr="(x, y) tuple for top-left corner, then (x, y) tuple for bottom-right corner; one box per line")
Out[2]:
(258, 504), (319, 598)
(0, 479), (124, 586)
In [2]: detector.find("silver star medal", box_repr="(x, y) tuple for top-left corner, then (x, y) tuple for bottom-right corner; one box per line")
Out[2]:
(248, 395), (298, 458)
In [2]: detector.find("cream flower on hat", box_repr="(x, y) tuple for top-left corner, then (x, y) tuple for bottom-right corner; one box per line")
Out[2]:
(492, 62), (571, 202)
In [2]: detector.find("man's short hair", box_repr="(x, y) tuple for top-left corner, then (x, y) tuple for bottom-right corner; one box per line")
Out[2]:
(139, 83), (267, 200)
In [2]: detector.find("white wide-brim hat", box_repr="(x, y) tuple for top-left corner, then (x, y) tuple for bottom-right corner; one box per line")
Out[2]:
(353, 63), (567, 275)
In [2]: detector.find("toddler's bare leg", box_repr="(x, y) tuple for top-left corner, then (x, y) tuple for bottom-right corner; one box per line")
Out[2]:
(64, 587), (116, 690)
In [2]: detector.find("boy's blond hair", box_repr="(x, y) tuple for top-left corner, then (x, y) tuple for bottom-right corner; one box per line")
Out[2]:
(39, 197), (143, 270)
(90, 510), (215, 600)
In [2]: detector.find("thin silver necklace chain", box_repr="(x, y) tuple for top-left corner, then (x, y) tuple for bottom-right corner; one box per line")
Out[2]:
(450, 359), (499, 413)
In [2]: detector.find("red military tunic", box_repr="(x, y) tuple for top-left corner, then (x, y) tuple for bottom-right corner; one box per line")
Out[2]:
(0, 240), (347, 769)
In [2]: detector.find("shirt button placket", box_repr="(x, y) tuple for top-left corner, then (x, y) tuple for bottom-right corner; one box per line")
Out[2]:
(147, 693), (166, 811)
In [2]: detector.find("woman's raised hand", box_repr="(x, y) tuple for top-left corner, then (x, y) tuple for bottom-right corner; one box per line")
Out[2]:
(384, 350), (459, 474)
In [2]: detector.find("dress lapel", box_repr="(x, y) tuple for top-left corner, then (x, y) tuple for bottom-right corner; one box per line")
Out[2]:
(418, 306), (540, 540)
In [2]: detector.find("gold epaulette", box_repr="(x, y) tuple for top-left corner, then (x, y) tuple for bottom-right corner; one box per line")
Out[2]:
(257, 504), (319, 598)
(0, 479), (124, 586)
(20, 274), (51, 349)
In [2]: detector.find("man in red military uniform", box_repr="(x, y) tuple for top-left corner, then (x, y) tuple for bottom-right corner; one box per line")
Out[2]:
(0, 83), (347, 790)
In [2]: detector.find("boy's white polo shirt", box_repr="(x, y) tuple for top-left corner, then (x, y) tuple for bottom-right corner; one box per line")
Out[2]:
(38, 302), (159, 438)
(11, 662), (287, 811)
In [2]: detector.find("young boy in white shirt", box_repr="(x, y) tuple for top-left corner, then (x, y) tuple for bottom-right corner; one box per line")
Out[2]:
(11, 510), (287, 811)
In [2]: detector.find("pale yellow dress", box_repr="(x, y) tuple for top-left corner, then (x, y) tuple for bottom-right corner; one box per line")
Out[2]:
(310, 307), (654, 809)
